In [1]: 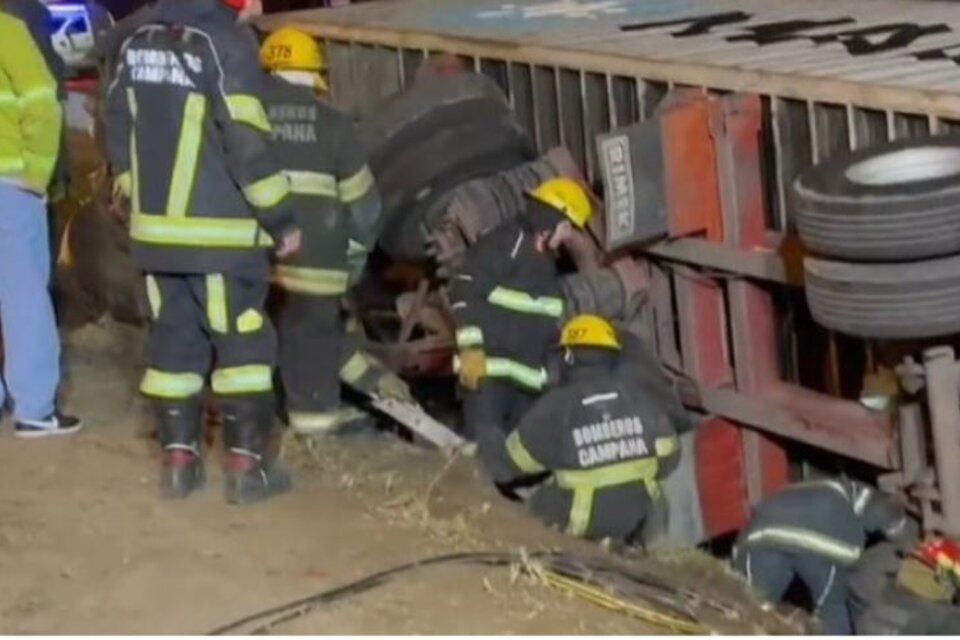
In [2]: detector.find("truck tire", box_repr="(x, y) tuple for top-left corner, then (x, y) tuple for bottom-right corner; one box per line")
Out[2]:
(804, 255), (960, 339)
(792, 137), (960, 262)
(360, 72), (535, 261)
(361, 73), (513, 157)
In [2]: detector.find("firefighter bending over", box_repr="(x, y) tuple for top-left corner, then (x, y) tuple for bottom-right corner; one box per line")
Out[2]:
(485, 315), (682, 542)
(450, 177), (592, 457)
(105, 0), (301, 504)
(258, 27), (413, 434)
(733, 478), (912, 634)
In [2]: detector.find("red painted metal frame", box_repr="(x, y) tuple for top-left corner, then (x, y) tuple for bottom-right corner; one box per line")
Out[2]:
(651, 92), (898, 536)
(711, 95), (790, 510)
(660, 93), (758, 537)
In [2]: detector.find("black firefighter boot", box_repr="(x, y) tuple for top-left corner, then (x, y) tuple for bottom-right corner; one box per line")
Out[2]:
(155, 399), (205, 499)
(222, 395), (292, 505)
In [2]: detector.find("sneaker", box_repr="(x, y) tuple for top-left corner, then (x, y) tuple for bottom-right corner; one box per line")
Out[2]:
(14, 411), (83, 439)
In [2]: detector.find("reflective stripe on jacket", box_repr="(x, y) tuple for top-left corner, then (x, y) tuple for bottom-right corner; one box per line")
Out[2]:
(489, 355), (683, 539)
(0, 10), (62, 193)
(264, 76), (381, 291)
(742, 479), (906, 566)
(103, 0), (295, 274)
(448, 219), (563, 390)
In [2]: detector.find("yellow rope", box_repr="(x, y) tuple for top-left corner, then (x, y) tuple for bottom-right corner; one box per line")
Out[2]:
(541, 570), (710, 635)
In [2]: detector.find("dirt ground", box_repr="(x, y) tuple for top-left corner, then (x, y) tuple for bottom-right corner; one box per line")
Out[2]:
(0, 319), (804, 635)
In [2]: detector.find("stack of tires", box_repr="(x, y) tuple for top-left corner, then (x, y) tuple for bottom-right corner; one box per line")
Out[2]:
(360, 73), (535, 262)
(793, 137), (960, 339)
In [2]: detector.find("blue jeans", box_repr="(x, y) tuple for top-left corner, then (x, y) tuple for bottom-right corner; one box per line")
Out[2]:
(0, 182), (60, 420)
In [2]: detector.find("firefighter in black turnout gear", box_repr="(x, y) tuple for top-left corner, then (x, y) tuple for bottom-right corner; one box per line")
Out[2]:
(485, 315), (683, 542)
(733, 478), (912, 634)
(258, 28), (412, 433)
(105, 0), (302, 504)
(449, 177), (593, 461)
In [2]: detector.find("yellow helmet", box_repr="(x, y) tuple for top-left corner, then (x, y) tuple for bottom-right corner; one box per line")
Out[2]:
(260, 27), (325, 73)
(530, 177), (594, 228)
(560, 314), (621, 351)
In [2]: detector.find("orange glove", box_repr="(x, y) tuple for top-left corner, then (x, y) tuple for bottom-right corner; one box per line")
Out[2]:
(458, 349), (487, 390)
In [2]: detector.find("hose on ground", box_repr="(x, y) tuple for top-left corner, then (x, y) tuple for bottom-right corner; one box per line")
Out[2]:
(206, 550), (711, 635)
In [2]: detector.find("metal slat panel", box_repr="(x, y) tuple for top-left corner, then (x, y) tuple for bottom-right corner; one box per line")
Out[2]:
(264, 0), (960, 118)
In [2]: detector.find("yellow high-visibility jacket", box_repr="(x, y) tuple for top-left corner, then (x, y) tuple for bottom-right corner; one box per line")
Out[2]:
(0, 10), (62, 193)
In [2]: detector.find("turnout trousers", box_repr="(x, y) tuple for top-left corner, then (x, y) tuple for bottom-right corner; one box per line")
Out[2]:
(467, 378), (539, 479)
(733, 544), (852, 635)
(274, 290), (347, 432)
(464, 378), (537, 439)
(140, 267), (277, 452)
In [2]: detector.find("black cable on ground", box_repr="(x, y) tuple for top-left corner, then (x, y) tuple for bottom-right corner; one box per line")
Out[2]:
(207, 551), (527, 636)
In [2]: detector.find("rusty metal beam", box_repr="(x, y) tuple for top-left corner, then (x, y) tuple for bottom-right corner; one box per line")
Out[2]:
(643, 237), (798, 286)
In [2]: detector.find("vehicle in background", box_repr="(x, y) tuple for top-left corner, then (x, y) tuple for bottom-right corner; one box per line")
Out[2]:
(45, 1), (95, 71)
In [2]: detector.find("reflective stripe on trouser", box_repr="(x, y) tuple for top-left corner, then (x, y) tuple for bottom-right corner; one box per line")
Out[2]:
(289, 406), (368, 434)
(555, 458), (660, 537)
(142, 272), (276, 401)
(272, 264), (349, 296)
(140, 368), (204, 399)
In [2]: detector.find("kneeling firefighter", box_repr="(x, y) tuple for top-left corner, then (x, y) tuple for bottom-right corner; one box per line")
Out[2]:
(449, 178), (592, 455)
(733, 478), (913, 634)
(259, 28), (412, 433)
(484, 315), (683, 542)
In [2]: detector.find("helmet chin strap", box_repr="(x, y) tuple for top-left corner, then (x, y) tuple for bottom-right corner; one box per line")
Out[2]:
(274, 70), (320, 89)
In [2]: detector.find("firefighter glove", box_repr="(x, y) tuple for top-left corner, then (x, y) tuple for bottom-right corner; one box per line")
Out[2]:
(458, 349), (487, 390)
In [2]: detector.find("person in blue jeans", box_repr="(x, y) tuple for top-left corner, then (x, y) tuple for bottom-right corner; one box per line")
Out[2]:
(0, 7), (81, 437)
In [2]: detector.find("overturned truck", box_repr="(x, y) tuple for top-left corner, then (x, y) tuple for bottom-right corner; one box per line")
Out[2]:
(62, 0), (960, 546)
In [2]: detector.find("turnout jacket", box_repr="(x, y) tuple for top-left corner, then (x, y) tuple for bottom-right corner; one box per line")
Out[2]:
(489, 357), (682, 538)
(104, 0), (295, 274)
(742, 478), (907, 566)
(449, 205), (565, 392)
(0, 8), (62, 193)
(264, 76), (381, 295)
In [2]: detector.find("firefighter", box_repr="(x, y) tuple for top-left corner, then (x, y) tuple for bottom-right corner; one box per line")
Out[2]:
(733, 478), (912, 634)
(449, 177), (591, 452)
(483, 315), (682, 542)
(104, 0), (302, 504)
(259, 27), (412, 434)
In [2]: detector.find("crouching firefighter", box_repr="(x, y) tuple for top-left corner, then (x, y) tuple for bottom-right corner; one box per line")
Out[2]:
(733, 478), (912, 634)
(258, 27), (401, 433)
(105, 0), (302, 503)
(485, 315), (682, 542)
(449, 177), (592, 450)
